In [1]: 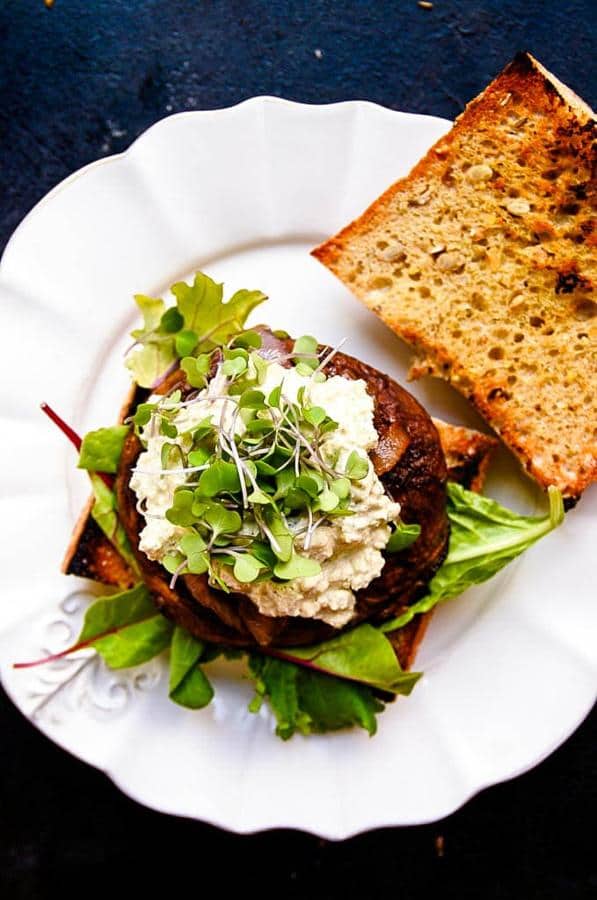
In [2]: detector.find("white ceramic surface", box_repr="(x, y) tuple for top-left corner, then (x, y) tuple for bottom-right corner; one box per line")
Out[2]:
(0, 98), (595, 838)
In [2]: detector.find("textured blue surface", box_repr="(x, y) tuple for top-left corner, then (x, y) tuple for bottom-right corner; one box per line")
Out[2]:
(1, 0), (595, 249)
(1, 3), (596, 897)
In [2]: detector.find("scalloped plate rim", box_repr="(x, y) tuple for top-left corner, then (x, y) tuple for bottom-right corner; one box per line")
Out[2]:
(0, 98), (594, 838)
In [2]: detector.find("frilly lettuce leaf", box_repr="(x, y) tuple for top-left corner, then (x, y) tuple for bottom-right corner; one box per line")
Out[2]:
(125, 271), (267, 387)
(131, 294), (166, 340)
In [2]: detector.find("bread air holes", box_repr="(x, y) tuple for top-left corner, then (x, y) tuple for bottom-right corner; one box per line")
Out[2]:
(488, 346), (505, 360)
(513, 333), (524, 343)
(573, 299), (596, 320)
(529, 315), (544, 328)
(369, 276), (393, 291)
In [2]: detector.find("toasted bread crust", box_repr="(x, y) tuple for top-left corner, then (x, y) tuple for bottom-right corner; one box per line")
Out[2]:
(313, 52), (596, 498)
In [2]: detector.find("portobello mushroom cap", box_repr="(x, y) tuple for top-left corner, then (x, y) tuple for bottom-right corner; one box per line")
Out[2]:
(116, 327), (449, 647)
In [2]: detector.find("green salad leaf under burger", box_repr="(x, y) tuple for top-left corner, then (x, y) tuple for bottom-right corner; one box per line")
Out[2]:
(20, 271), (565, 739)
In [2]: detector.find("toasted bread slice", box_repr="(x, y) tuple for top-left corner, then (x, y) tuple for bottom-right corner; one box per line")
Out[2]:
(313, 52), (596, 499)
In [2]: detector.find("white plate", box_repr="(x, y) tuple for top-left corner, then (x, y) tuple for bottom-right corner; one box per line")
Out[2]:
(0, 98), (595, 838)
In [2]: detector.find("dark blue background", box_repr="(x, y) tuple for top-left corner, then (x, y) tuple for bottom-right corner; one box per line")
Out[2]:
(1, 2), (595, 897)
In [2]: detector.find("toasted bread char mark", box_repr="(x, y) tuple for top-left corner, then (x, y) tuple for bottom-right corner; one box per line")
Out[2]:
(312, 52), (596, 499)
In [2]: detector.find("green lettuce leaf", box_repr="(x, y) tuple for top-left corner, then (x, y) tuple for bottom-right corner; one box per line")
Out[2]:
(168, 626), (214, 709)
(247, 655), (385, 739)
(130, 294), (166, 340)
(382, 482), (564, 632)
(76, 584), (173, 668)
(287, 623), (420, 694)
(78, 425), (129, 474)
(125, 272), (267, 387)
(246, 624), (419, 739)
(126, 340), (178, 389)
(171, 273), (266, 349)
(89, 474), (140, 575)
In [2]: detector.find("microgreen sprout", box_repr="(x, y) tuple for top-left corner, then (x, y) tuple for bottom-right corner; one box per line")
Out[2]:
(133, 334), (372, 590)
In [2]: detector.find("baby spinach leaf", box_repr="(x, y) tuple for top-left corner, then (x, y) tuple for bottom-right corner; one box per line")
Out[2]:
(247, 655), (384, 739)
(248, 656), (310, 739)
(78, 425), (129, 474)
(246, 623), (421, 738)
(77, 584), (173, 669)
(382, 483), (565, 633)
(288, 623), (420, 695)
(169, 626), (214, 709)
(296, 669), (384, 736)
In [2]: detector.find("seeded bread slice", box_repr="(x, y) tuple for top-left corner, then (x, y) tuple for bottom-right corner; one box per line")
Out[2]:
(313, 52), (596, 499)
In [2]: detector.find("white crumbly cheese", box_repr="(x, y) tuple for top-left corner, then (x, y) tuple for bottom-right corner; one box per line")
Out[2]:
(130, 360), (401, 628)
(129, 368), (241, 559)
